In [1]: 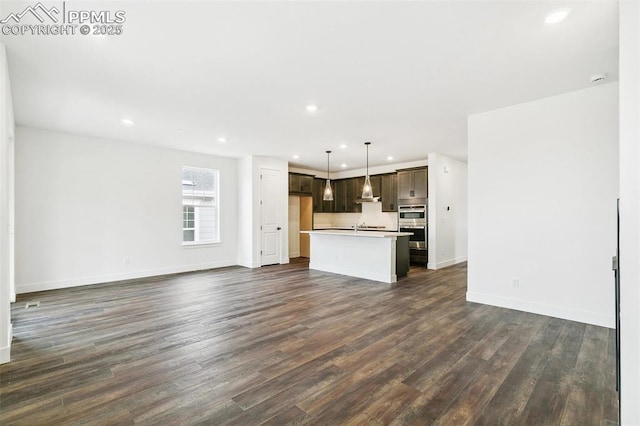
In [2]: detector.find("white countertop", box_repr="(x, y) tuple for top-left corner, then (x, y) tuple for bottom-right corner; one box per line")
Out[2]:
(301, 230), (413, 238)
(313, 226), (397, 231)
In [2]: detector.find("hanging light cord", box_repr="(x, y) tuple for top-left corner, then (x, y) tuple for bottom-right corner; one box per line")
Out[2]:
(327, 151), (330, 178)
(366, 143), (369, 176)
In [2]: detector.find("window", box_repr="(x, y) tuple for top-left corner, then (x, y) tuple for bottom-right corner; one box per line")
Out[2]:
(182, 166), (219, 244)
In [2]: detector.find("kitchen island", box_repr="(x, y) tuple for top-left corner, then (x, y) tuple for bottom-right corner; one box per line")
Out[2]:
(300, 230), (412, 283)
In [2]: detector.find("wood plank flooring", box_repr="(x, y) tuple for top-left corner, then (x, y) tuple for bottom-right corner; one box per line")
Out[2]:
(0, 259), (618, 425)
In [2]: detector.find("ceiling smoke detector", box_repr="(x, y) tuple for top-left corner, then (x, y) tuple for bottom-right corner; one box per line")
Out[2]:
(590, 74), (607, 84)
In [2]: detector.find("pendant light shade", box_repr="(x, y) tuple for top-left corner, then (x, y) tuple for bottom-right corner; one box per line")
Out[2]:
(323, 150), (334, 201)
(361, 142), (374, 199)
(362, 175), (373, 199)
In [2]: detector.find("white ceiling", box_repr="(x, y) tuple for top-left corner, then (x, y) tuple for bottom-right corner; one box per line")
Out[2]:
(2, 0), (618, 172)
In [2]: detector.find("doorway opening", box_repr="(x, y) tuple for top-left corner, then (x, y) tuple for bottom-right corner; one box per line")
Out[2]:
(288, 195), (313, 259)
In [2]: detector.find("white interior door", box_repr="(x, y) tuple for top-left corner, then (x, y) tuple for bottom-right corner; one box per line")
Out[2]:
(260, 168), (281, 266)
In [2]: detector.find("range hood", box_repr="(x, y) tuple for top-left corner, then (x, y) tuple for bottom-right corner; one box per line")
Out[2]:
(355, 197), (381, 203)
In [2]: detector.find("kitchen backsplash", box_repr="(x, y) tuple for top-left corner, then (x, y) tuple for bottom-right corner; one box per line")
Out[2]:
(314, 202), (398, 230)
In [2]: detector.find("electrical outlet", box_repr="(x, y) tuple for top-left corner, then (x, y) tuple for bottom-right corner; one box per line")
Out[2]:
(124, 257), (130, 265)
(512, 278), (519, 288)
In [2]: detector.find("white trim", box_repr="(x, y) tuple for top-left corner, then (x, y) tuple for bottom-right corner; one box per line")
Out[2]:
(16, 260), (237, 294)
(8, 131), (15, 304)
(237, 258), (261, 268)
(0, 323), (11, 364)
(0, 345), (9, 364)
(428, 256), (467, 270)
(194, 205), (200, 241)
(182, 240), (221, 247)
(289, 251), (301, 258)
(466, 291), (614, 329)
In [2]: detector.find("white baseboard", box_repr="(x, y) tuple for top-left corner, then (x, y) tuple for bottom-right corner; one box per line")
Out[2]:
(428, 256), (467, 270)
(17, 260), (237, 294)
(238, 257), (290, 268)
(0, 323), (11, 364)
(466, 291), (614, 328)
(0, 345), (9, 364)
(289, 251), (301, 258)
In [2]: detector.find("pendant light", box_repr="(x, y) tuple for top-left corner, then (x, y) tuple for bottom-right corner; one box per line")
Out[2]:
(323, 150), (334, 201)
(361, 142), (374, 200)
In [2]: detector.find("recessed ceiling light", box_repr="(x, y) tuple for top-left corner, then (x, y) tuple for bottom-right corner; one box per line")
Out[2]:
(387, 156), (394, 161)
(292, 154), (299, 159)
(341, 163), (347, 168)
(217, 137), (227, 143)
(545, 9), (570, 24)
(340, 144), (347, 149)
(306, 104), (318, 113)
(120, 118), (134, 127)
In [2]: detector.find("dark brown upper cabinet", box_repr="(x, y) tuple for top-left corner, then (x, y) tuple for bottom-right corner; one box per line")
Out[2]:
(380, 173), (398, 212)
(309, 172), (401, 213)
(370, 175), (382, 199)
(289, 173), (314, 195)
(334, 179), (346, 212)
(312, 178), (325, 212)
(397, 167), (428, 204)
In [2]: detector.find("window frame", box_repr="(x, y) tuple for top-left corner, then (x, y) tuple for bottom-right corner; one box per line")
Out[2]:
(182, 205), (196, 243)
(181, 166), (221, 246)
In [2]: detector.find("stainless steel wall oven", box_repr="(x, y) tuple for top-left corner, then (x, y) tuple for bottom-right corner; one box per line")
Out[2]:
(398, 204), (427, 266)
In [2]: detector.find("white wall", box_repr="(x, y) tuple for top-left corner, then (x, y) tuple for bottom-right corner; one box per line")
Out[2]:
(288, 195), (300, 258)
(467, 83), (619, 328)
(15, 127), (238, 293)
(619, 1), (640, 422)
(237, 156), (254, 267)
(237, 155), (289, 267)
(428, 153), (468, 269)
(0, 43), (15, 363)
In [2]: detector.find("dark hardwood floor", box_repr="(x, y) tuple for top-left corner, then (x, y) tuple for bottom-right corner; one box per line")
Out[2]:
(0, 259), (618, 425)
